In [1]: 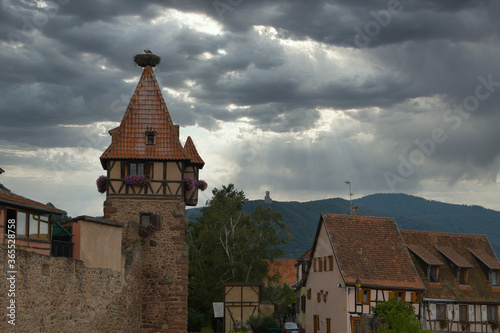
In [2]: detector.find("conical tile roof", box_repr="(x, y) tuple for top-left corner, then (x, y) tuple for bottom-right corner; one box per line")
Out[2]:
(184, 136), (205, 168)
(100, 65), (189, 168)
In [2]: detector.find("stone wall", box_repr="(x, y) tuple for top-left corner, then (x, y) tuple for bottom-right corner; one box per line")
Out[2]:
(104, 198), (188, 333)
(0, 243), (143, 332)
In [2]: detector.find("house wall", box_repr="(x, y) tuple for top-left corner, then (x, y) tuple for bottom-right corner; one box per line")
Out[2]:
(306, 221), (348, 333)
(0, 245), (143, 332)
(69, 219), (122, 272)
(422, 301), (500, 332)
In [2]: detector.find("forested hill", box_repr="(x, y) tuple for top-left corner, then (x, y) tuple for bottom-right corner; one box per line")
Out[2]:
(185, 193), (500, 259)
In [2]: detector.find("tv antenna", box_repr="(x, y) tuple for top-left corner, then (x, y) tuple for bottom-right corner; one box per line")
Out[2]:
(344, 181), (357, 215)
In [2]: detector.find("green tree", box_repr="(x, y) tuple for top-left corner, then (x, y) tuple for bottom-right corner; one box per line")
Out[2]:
(371, 298), (430, 333)
(187, 184), (291, 317)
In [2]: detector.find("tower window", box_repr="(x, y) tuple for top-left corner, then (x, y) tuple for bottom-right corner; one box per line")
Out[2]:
(140, 213), (152, 226)
(130, 162), (145, 176)
(145, 127), (157, 145)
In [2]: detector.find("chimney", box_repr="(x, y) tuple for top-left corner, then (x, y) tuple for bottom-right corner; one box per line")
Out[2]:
(351, 206), (358, 216)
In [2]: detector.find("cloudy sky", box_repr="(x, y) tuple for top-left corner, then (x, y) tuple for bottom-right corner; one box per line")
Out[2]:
(1, 0), (500, 216)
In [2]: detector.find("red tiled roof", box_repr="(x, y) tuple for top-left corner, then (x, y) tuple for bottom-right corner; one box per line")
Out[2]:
(400, 230), (500, 302)
(100, 66), (189, 167)
(267, 259), (297, 286)
(436, 246), (474, 268)
(322, 214), (424, 290)
(469, 248), (500, 270)
(407, 244), (444, 266)
(184, 136), (205, 167)
(0, 189), (66, 214)
(297, 248), (312, 262)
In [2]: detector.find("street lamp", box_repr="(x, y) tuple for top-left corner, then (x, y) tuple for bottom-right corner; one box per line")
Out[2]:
(355, 278), (361, 289)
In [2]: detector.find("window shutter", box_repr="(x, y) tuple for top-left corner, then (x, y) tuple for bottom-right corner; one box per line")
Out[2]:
(454, 305), (460, 321)
(318, 258), (323, 272)
(301, 295), (306, 312)
(481, 305), (488, 321)
(307, 289), (311, 300)
(329, 255), (334, 271)
(429, 303), (436, 320)
(447, 304), (453, 320)
(388, 292), (395, 300)
(313, 258), (317, 272)
(151, 214), (161, 231)
(411, 292), (421, 303)
(357, 289), (364, 303)
(468, 305), (474, 322)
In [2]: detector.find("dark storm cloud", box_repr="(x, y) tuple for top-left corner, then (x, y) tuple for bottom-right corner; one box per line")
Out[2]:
(1, 0), (500, 199)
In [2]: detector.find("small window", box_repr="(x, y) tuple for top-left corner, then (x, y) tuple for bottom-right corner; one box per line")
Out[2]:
(487, 305), (498, 321)
(411, 291), (421, 303)
(459, 268), (469, 285)
(130, 162), (145, 176)
(436, 304), (446, 320)
(307, 288), (311, 300)
(492, 270), (499, 286)
(140, 213), (152, 226)
(326, 318), (331, 333)
(300, 295), (306, 312)
(317, 292), (321, 303)
(17, 211), (27, 236)
(318, 257), (323, 272)
(358, 289), (370, 305)
(429, 266), (439, 282)
(390, 291), (405, 302)
(459, 305), (468, 321)
(146, 134), (155, 145)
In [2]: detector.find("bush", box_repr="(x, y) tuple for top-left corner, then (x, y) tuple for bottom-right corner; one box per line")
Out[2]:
(371, 298), (429, 333)
(247, 314), (279, 333)
(188, 307), (205, 332)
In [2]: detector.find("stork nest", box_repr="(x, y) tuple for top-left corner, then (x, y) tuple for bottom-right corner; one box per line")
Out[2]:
(133, 54), (161, 67)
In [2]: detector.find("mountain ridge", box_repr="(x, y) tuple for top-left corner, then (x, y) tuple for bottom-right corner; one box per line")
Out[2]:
(186, 193), (500, 259)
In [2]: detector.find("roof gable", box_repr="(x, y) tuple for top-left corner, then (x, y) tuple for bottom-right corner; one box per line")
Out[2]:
(100, 65), (189, 166)
(321, 214), (424, 290)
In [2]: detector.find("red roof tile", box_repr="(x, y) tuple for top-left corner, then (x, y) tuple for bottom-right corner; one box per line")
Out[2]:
(184, 136), (205, 167)
(469, 248), (500, 270)
(400, 230), (500, 302)
(436, 246), (474, 268)
(0, 189), (66, 214)
(100, 66), (189, 167)
(407, 244), (444, 266)
(297, 248), (312, 262)
(267, 259), (297, 286)
(322, 214), (424, 290)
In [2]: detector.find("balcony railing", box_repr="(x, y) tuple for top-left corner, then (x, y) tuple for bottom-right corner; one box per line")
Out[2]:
(51, 240), (73, 258)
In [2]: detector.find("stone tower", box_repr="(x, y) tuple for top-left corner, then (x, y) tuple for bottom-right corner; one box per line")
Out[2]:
(100, 52), (204, 332)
